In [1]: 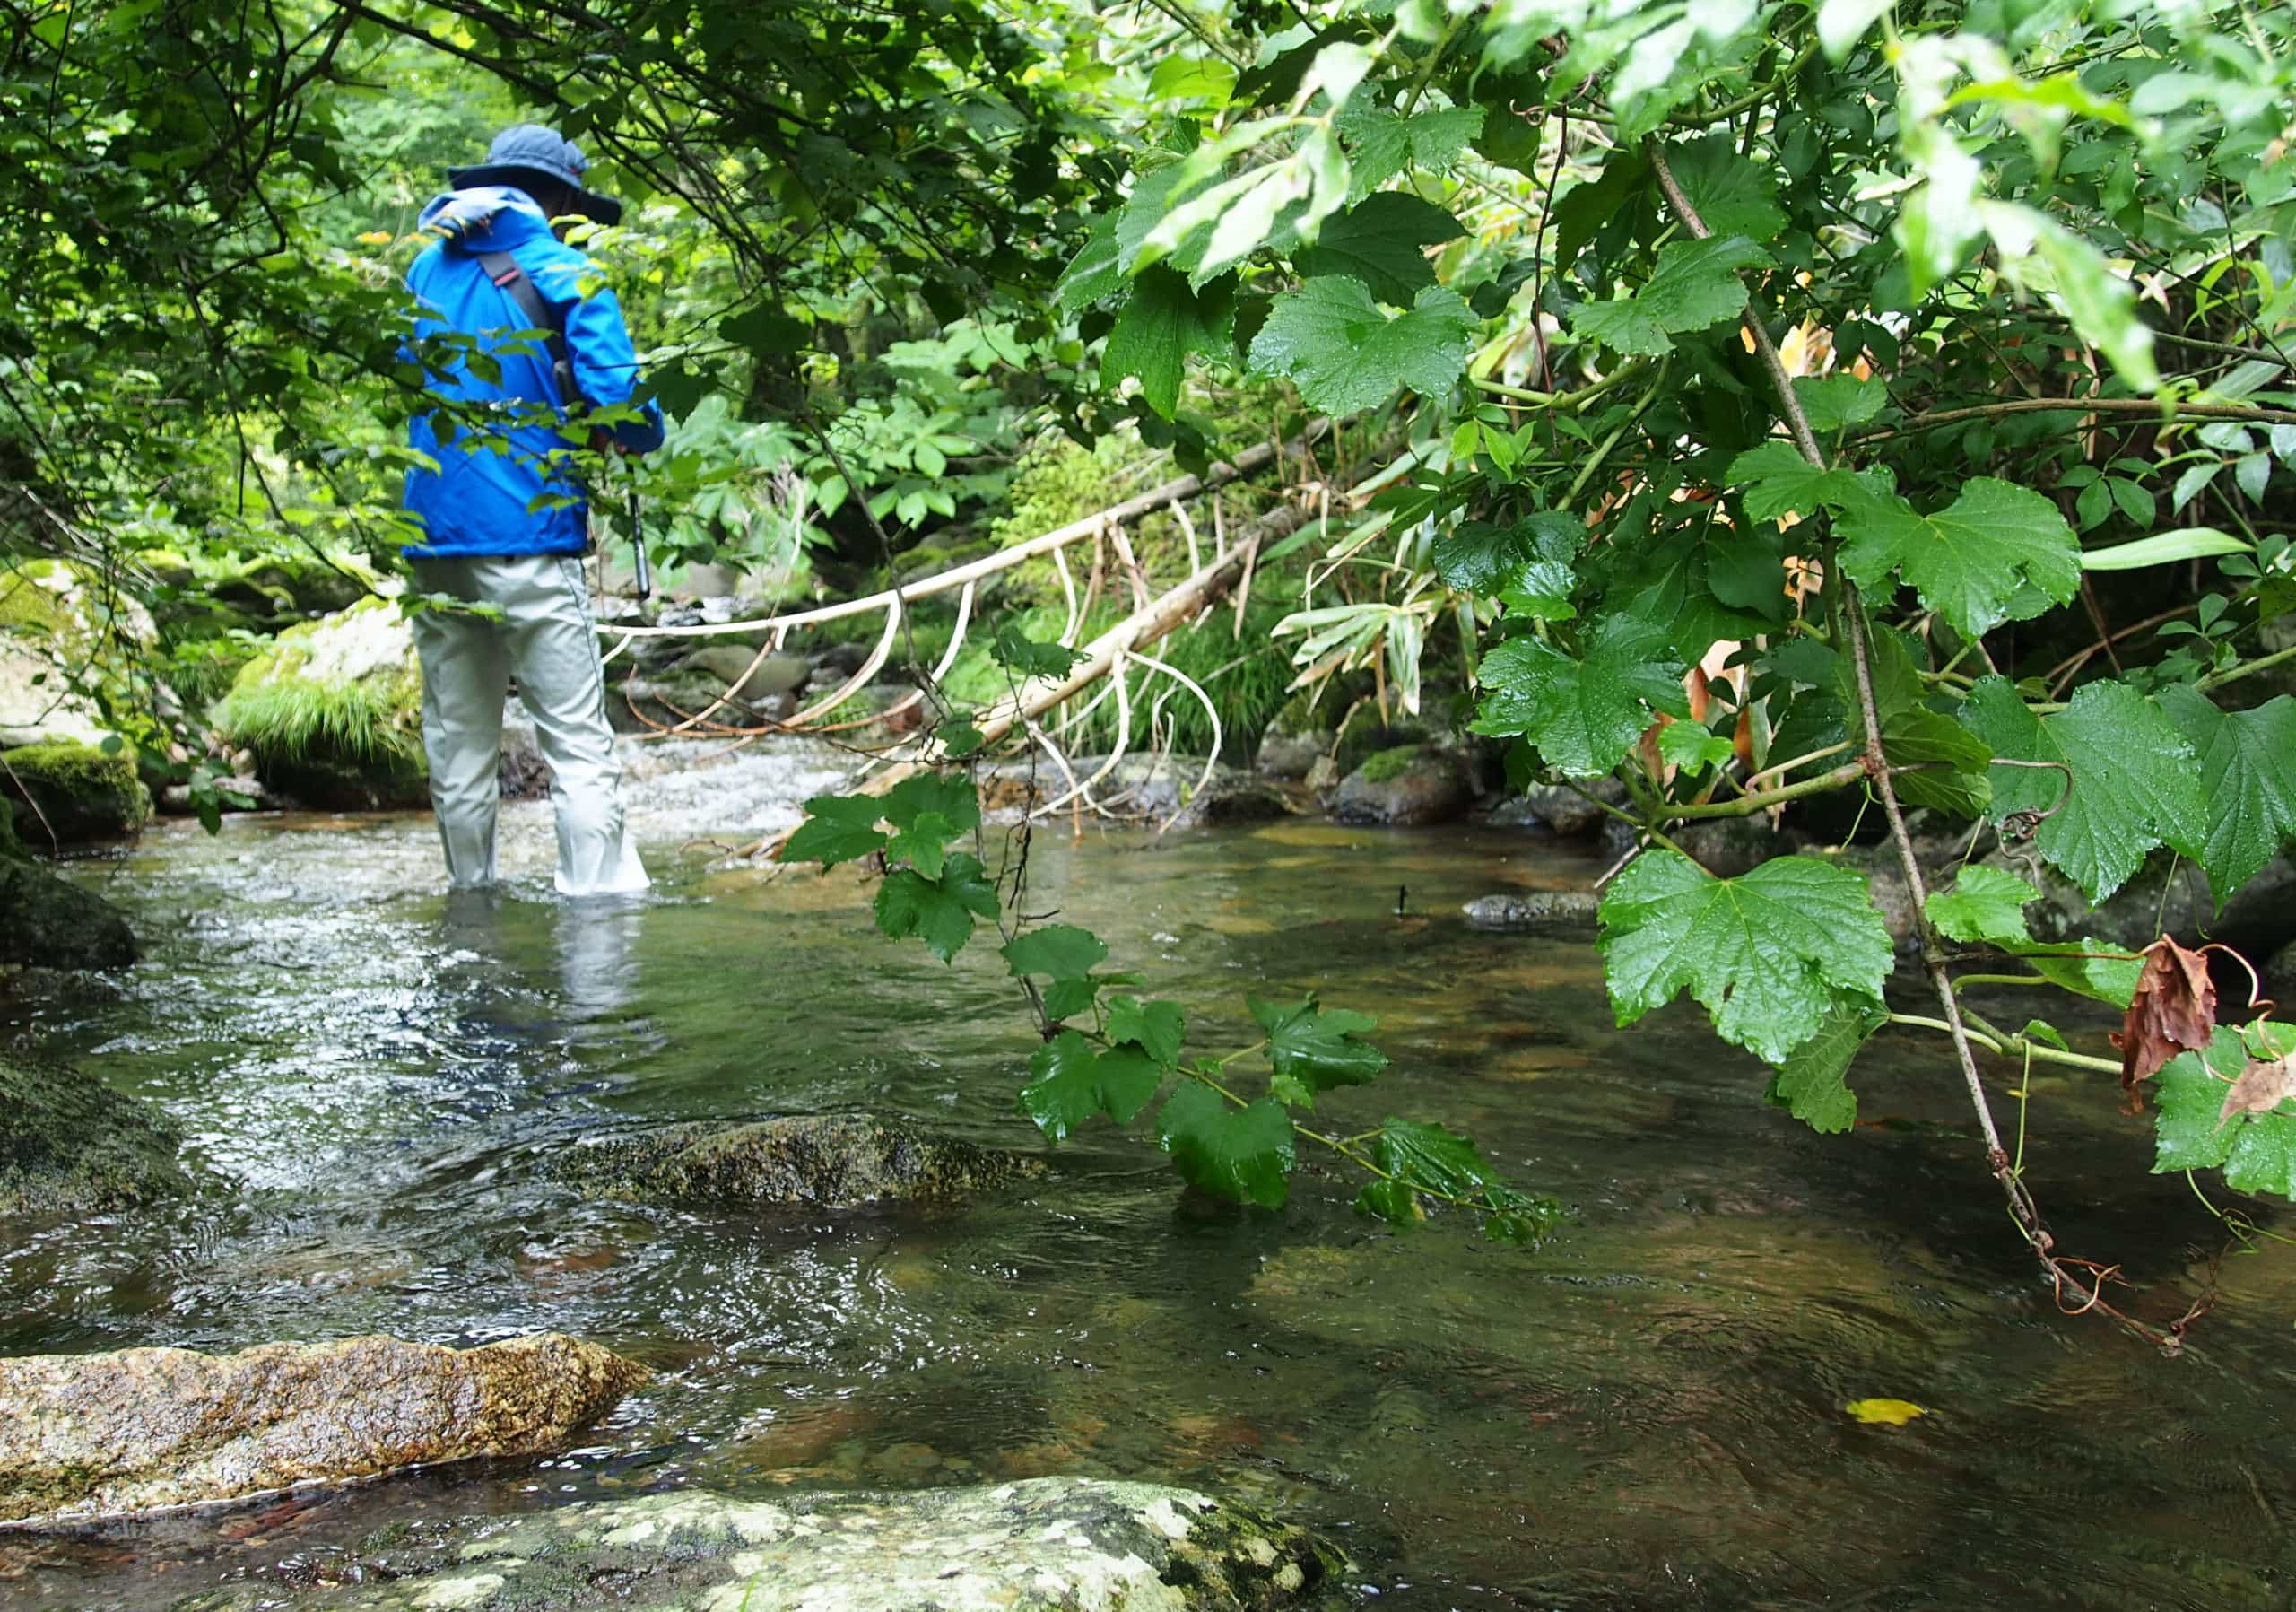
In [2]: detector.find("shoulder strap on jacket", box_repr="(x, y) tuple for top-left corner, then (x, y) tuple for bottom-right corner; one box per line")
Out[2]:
(474, 249), (586, 409)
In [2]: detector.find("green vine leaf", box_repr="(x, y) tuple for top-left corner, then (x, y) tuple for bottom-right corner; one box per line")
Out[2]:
(1834, 477), (2082, 639)
(1250, 993), (1388, 1104)
(1925, 865), (2040, 944)
(1726, 440), (1877, 524)
(1020, 1029), (1166, 1143)
(1928, 867), (2144, 1006)
(2151, 1023), (2296, 1199)
(2154, 686), (2296, 905)
(1157, 1084), (1295, 1208)
(1568, 233), (1769, 357)
(1293, 193), (1465, 305)
(1598, 850), (1895, 1065)
(1000, 923), (1109, 983)
(1431, 510), (1580, 616)
(1664, 132), (1786, 241)
(1107, 994), (1186, 1067)
(1469, 616), (1690, 778)
(1248, 276), (1473, 413)
(1766, 1006), (1888, 1133)
(1359, 1118), (1561, 1242)
(1960, 676), (2207, 902)
(781, 794), (889, 868)
(1338, 102), (1483, 196)
(874, 852), (1001, 963)
(989, 624), (1088, 679)
(1103, 266), (1235, 419)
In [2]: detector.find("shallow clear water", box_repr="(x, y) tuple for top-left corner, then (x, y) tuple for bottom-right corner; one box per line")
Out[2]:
(4, 787), (2292, 1610)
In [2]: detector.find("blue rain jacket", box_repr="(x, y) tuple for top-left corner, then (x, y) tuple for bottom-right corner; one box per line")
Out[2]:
(400, 187), (665, 558)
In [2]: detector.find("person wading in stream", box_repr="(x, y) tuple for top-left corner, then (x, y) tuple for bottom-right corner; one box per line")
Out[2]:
(399, 125), (665, 895)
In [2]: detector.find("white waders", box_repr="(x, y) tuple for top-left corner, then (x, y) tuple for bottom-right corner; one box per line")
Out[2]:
(408, 553), (648, 897)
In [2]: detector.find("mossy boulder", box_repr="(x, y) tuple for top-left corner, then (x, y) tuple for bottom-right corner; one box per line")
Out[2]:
(558, 1115), (1046, 1209)
(0, 560), (153, 748)
(1330, 745), (1471, 826)
(165, 1477), (1343, 1612)
(0, 1332), (647, 1526)
(213, 597), (427, 809)
(0, 857), (140, 969)
(1, 738), (152, 842)
(0, 1048), (182, 1215)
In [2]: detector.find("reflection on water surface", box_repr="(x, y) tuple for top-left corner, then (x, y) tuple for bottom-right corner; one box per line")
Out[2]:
(3, 803), (2291, 1610)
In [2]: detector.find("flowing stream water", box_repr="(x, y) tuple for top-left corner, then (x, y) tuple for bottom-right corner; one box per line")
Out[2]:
(3, 765), (2292, 1609)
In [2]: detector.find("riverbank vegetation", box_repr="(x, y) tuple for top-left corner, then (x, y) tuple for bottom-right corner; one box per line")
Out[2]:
(5, 0), (2296, 1338)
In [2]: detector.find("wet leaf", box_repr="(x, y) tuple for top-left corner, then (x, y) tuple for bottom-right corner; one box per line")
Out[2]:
(2152, 1023), (2296, 1198)
(2110, 936), (2217, 1107)
(1157, 1084), (1294, 1207)
(1001, 923), (1109, 983)
(874, 853), (1001, 963)
(1470, 616), (1690, 779)
(1767, 1006), (1886, 1133)
(1925, 866), (2039, 945)
(781, 794), (888, 868)
(1846, 1399), (1928, 1425)
(1250, 993), (1388, 1101)
(1599, 850), (1894, 1066)
(1959, 676), (2207, 902)
(1107, 995), (1186, 1067)
(1020, 1030), (1166, 1142)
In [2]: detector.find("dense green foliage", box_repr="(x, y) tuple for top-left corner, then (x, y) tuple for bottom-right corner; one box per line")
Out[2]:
(7, 1), (2296, 1285)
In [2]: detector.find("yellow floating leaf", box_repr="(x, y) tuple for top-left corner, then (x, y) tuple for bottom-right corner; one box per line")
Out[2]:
(1845, 1398), (1928, 1425)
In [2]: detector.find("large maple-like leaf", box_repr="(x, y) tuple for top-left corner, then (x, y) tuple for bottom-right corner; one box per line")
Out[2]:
(1103, 266), (1234, 419)
(2153, 685), (2296, 905)
(1958, 677), (2207, 902)
(1248, 276), (1472, 413)
(1569, 233), (1770, 357)
(1834, 477), (2081, 639)
(1469, 616), (1690, 778)
(1598, 849), (1895, 1065)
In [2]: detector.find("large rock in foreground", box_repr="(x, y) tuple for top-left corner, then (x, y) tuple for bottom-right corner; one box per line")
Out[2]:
(0, 1333), (646, 1527)
(0, 1049), (180, 1215)
(0, 857), (138, 970)
(560, 1115), (1046, 1208)
(169, 1478), (1340, 1612)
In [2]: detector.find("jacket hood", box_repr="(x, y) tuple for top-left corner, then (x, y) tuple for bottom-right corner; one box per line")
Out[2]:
(417, 187), (556, 252)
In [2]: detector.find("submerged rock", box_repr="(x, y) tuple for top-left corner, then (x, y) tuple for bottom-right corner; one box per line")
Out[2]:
(0, 1048), (181, 1214)
(560, 1115), (1045, 1209)
(0, 1333), (646, 1527)
(166, 1477), (1340, 1612)
(1330, 745), (1471, 826)
(1462, 890), (1601, 934)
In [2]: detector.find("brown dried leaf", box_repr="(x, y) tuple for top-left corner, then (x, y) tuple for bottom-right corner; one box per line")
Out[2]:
(2110, 936), (2217, 1111)
(2219, 1051), (2296, 1124)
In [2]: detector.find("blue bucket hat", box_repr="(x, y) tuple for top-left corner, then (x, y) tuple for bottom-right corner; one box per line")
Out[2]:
(448, 124), (622, 225)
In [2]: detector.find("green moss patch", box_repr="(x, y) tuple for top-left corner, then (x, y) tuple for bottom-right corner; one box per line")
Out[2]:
(0, 740), (152, 842)
(1358, 744), (1424, 784)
